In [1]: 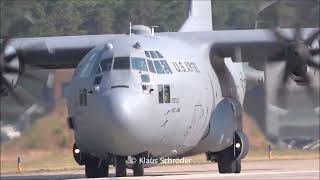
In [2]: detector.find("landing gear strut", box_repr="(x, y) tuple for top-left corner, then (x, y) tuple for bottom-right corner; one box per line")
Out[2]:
(115, 156), (127, 177)
(133, 155), (144, 176)
(84, 155), (109, 178)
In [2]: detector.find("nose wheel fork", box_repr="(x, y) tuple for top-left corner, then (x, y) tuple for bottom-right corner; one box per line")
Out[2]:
(115, 156), (127, 177)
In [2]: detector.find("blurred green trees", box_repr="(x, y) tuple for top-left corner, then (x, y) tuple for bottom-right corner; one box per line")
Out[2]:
(0, 0), (319, 37)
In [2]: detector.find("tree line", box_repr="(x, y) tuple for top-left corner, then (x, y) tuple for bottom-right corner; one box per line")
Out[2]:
(0, 0), (319, 38)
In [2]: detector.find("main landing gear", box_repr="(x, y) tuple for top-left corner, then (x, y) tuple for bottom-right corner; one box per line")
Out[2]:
(217, 145), (241, 173)
(206, 131), (249, 174)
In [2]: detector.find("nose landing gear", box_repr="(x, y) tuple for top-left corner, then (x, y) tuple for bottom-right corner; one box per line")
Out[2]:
(115, 156), (127, 177)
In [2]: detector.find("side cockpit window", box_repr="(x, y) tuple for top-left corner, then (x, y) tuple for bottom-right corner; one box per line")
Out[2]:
(113, 57), (130, 70)
(96, 58), (112, 74)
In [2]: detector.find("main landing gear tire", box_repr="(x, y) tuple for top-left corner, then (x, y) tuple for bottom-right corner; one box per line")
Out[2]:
(217, 146), (241, 173)
(85, 155), (109, 178)
(133, 158), (144, 176)
(115, 156), (127, 177)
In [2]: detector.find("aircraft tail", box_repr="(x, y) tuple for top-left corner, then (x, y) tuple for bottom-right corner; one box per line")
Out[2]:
(179, 0), (213, 32)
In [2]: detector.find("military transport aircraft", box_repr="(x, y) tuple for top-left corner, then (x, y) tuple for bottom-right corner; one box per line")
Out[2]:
(1, 0), (319, 178)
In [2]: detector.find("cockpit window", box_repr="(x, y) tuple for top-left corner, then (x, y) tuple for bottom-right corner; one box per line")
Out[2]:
(160, 60), (173, 74)
(131, 57), (148, 72)
(101, 58), (113, 71)
(113, 57), (130, 70)
(145, 51), (151, 58)
(149, 51), (157, 59)
(80, 49), (100, 77)
(147, 60), (156, 73)
(155, 51), (164, 58)
(153, 60), (165, 74)
(97, 58), (112, 74)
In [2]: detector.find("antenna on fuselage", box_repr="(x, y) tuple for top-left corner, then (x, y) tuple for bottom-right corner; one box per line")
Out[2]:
(150, 26), (159, 36)
(129, 22), (132, 36)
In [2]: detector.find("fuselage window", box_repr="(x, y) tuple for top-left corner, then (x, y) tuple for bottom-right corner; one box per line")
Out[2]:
(147, 60), (156, 73)
(145, 51), (151, 58)
(160, 60), (173, 74)
(150, 51), (157, 59)
(158, 84), (170, 104)
(164, 85), (170, 103)
(154, 60), (165, 74)
(113, 57), (130, 70)
(155, 51), (164, 58)
(141, 74), (150, 83)
(131, 57), (148, 72)
(79, 88), (88, 106)
(158, 85), (164, 103)
(94, 75), (103, 85)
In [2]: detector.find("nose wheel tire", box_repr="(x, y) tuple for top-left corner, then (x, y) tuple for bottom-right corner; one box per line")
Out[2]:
(85, 156), (109, 178)
(115, 156), (127, 177)
(133, 160), (144, 176)
(217, 146), (241, 173)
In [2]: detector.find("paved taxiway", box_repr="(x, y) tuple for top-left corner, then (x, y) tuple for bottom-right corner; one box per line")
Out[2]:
(1, 159), (319, 180)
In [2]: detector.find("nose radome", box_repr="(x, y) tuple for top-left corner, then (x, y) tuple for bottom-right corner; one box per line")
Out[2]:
(103, 88), (146, 155)
(107, 89), (133, 128)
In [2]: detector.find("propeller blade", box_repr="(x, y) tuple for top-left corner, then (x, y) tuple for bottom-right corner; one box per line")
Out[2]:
(274, 63), (292, 108)
(307, 59), (320, 69)
(4, 66), (19, 74)
(305, 29), (320, 46)
(302, 73), (318, 107)
(294, 24), (302, 42)
(310, 48), (320, 57)
(0, 75), (24, 105)
(272, 28), (291, 45)
(4, 53), (18, 64)
(281, 62), (291, 84)
(0, 37), (10, 52)
(276, 85), (288, 109)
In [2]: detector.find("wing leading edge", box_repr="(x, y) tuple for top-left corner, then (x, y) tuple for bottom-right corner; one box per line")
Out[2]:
(6, 34), (120, 69)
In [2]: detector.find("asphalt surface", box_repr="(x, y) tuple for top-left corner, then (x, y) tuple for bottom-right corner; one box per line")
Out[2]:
(1, 159), (319, 180)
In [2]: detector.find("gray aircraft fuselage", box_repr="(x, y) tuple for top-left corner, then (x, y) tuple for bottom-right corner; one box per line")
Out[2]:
(67, 34), (230, 158)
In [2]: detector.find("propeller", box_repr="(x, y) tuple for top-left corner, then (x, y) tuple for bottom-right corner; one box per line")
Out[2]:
(0, 36), (43, 105)
(268, 26), (320, 108)
(0, 36), (21, 101)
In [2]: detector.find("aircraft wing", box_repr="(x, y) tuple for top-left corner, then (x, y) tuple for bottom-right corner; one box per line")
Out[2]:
(5, 34), (121, 69)
(159, 28), (319, 63)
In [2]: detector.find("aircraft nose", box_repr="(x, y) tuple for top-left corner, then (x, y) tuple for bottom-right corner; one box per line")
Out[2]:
(102, 88), (146, 155)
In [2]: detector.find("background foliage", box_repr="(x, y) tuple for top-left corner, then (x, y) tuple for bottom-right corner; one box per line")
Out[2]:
(1, 0), (319, 38)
